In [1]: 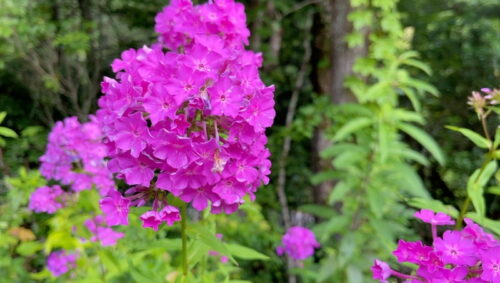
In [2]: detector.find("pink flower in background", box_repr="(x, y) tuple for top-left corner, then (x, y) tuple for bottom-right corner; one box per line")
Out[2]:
(28, 185), (65, 214)
(47, 251), (77, 277)
(276, 226), (320, 260)
(371, 260), (391, 282)
(84, 216), (124, 246)
(38, 116), (114, 196)
(414, 209), (455, 226)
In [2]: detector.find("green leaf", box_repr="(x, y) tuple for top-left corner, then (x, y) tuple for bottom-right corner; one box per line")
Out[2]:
(399, 123), (445, 165)
(405, 78), (439, 96)
(345, 32), (364, 48)
(393, 109), (424, 124)
(0, 112), (6, 124)
(313, 216), (350, 241)
(328, 181), (352, 204)
(390, 164), (429, 198)
(98, 250), (126, 279)
(446, 126), (490, 149)
(400, 86), (421, 112)
(0, 126), (18, 138)
(494, 127), (500, 149)
(298, 204), (336, 219)
(310, 171), (341, 185)
(226, 243), (269, 261)
(487, 186), (500, 195)
(466, 161), (496, 218)
(401, 59), (432, 75)
(188, 225), (237, 265)
(395, 147), (430, 166)
(333, 117), (372, 141)
(16, 241), (43, 256)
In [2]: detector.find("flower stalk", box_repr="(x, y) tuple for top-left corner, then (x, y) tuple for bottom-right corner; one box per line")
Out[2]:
(180, 202), (188, 276)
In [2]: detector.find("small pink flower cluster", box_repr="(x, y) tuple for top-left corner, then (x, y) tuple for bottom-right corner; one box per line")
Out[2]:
(39, 116), (114, 194)
(28, 185), (65, 214)
(372, 209), (500, 283)
(47, 250), (77, 277)
(468, 87), (500, 115)
(276, 226), (320, 261)
(84, 215), (125, 246)
(29, 117), (114, 214)
(96, 0), (274, 229)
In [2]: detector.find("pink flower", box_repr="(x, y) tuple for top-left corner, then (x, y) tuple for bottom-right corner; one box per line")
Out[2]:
(84, 216), (124, 246)
(414, 209), (455, 226)
(461, 218), (499, 250)
(112, 112), (150, 158)
(276, 226), (320, 260)
(393, 240), (434, 265)
(38, 116), (113, 195)
(99, 190), (131, 226)
(28, 185), (65, 214)
(143, 85), (178, 125)
(371, 259), (391, 282)
(373, 209), (500, 282)
(481, 247), (500, 283)
(140, 211), (162, 231)
(433, 230), (478, 266)
(159, 205), (181, 226)
(47, 251), (77, 277)
(209, 77), (243, 117)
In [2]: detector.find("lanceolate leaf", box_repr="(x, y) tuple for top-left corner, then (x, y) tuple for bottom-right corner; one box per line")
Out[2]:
(0, 126), (18, 138)
(333, 117), (372, 141)
(399, 123), (445, 165)
(446, 126), (490, 149)
(226, 244), (269, 261)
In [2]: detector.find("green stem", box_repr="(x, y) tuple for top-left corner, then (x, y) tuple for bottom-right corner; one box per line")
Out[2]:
(456, 113), (493, 229)
(181, 203), (188, 276)
(455, 154), (493, 228)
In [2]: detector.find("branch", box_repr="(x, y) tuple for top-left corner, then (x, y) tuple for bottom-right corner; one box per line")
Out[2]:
(275, 12), (314, 283)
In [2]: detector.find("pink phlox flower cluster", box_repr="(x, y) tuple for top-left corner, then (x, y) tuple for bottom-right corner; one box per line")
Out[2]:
(47, 250), (77, 277)
(84, 215), (124, 246)
(155, 0), (250, 51)
(28, 185), (65, 214)
(96, 0), (274, 227)
(39, 116), (114, 195)
(276, 226), (320, 261)
(372, 209), (500, 282)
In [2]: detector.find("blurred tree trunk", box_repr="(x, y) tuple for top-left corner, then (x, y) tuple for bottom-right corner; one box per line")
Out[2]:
(311, 0), (369, 204)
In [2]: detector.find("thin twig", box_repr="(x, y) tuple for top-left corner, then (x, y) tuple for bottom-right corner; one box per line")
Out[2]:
(275, 12), (314, 283)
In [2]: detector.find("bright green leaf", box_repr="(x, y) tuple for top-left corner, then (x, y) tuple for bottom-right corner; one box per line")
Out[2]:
(227, 243), (269, 261)
(0, 126), (18, 138)
(333, 117), (372, 141)
(399, 123), (445, 165)
(446, 126), (490, 149)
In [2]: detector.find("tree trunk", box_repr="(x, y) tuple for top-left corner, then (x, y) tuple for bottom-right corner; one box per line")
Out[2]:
(310, 0), (369, 204)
